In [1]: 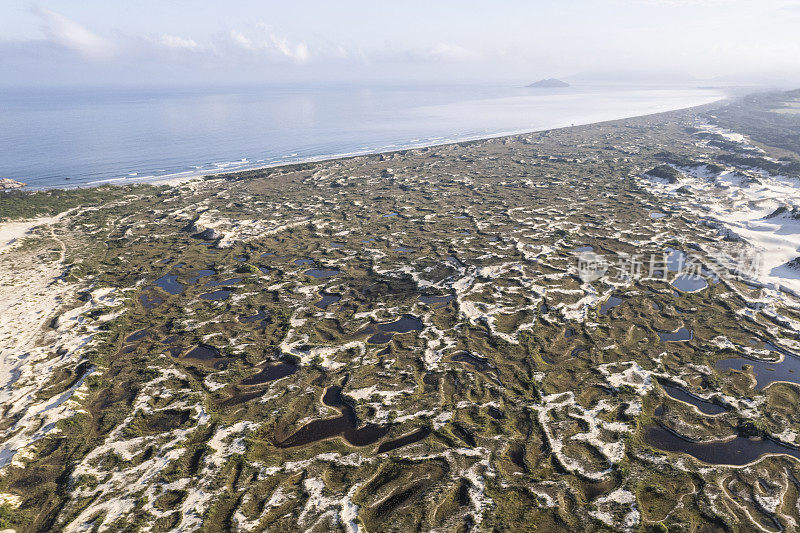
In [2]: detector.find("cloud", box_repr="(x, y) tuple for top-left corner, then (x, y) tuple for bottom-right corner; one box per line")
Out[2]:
(270, 34), (309, 64)
(32, 6), (115, 60)
(229, 25), (310, 64)
(424, 43), (479, 62)
(157, 35), (200, 51)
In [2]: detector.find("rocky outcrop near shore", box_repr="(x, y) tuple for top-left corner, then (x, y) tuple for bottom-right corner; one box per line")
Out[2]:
(0, 178), (26, 190)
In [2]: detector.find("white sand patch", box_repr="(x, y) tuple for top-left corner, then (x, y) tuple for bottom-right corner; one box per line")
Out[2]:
(589, 487), (640, 531)
(0, 212), (124, 470)
(0, 211), (71, 253)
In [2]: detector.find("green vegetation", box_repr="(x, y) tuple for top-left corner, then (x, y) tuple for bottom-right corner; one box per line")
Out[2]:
(2, 89), (800, 531)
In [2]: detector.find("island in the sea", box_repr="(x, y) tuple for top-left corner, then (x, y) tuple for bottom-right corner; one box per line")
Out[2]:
(527, 78), (570, 88)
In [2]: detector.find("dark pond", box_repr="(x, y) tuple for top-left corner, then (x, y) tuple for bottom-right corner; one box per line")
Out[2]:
(257, 266), (271, 275)
(139, 292), (163, 309)
(750, 338), (781, 352)
(382, 212), (398, 218)
(377, 427), (431, 454)
(205, 278), (242, 287)
(126, 329), (150, 342)
(154, 274), (185, 295)
(241, 363), (298, 385)
(393, 246), (415, 253)
(275, 386), (390, 448)
(315, 292), (341, 309)
(305, 269), (340, 279)
(716, 353), (800, 389)
(364, 315), (424, 344)
(187, 269), (215, 284)
(185, 344), (220, 360)
(666, 249), (686, 272)
(659, 382), (728, 415)
(570, 346), (587, 357)
(162, 335), (180, 344)
(658, 327), (693, 342)
(672, 274), (708, 292)
(487, 406), (504, 420)
(200, 289), (232, 301)
(419, 294), (454, 307)
(599, 296), (623, 316)
(294, 258), (314, 265)
(331, 242), (345, 248)
(643, 425), (800, 466)
(574, 245), (594, 252)
(451, 351), (493, 372)
(167, 346), (183, 358)
(240, 308), (269, 324)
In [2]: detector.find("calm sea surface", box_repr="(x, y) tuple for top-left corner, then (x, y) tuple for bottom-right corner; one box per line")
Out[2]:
(0, 83), (725, 189)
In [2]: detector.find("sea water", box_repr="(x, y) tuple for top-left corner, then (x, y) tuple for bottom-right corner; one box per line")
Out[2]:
(0, 83), (725, 189)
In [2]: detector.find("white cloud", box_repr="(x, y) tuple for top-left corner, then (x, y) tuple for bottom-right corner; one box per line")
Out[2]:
(425, 43), (479, 62)
(229, 25), (310, 64)
(270, 34), (309, 64)
(230, 30), (255, 51)
(158, 34), (200, 51)
(32, 6), (115, 60)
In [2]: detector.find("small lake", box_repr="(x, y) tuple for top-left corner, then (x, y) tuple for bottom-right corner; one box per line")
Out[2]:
(187, 269), (215, 284)
(154, 274), (185, 295)
(139, 292), (163, 309)
(184, 344), (220, 361)
(671, 274), (708, 292)
(658, 327), (693, 342)
(200, 289), (232, 301)
(659, 381), (728, 415)
(451, 351), (494, 372)
(125, 329), (150, 342)
(240, 308), (269, 324)
(241, 363), (298, 385)
(644, 425), (800, 466)
(419, 294), (455, 307)
(377, 427), (431, 454)
(315, 292), (341, 309)
(599, 296), (623, 316)
(364, 315), (424, 344)
(276, 386), (389, 448)
(205, 278), (242, 287)
(716, 353), (800, 389)
(305, 268), (340, 279)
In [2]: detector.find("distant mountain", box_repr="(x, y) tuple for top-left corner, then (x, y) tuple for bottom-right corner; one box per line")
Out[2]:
(527, 78), (570, 88)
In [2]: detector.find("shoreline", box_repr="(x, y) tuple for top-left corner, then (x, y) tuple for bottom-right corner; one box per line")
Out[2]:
(9, 95), (729, 193)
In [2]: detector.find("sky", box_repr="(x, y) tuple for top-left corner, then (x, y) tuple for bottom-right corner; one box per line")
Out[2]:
(2, 0), (800, 87)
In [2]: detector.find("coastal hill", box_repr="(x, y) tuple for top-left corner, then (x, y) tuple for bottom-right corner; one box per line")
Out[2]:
(527, 78), (570, 88)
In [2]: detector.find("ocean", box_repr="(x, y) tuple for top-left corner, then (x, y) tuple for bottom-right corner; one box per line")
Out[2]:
(0, 83), (726, 189)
